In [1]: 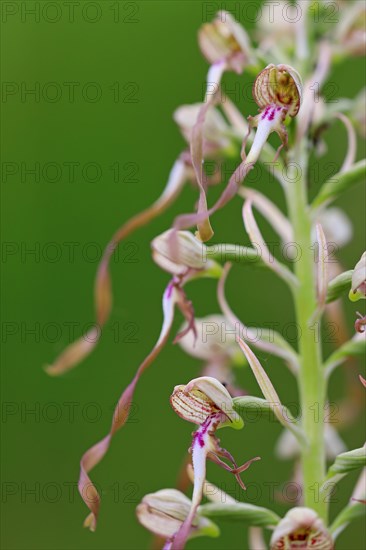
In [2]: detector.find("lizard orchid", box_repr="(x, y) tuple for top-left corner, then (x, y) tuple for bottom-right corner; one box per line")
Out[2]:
(169, 376), (259, 549)
(173, 63), (303, 243)
(270, 507), (333, 550)
(136, 489), (219, 547)
(243, 63), (302, 163)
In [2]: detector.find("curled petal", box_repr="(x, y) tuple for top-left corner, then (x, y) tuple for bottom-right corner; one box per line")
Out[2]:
(79, 283), (179, 530)
(45, 327), (100, 376)
(190, 62), (226, 241)
(46, 158), (187, 375)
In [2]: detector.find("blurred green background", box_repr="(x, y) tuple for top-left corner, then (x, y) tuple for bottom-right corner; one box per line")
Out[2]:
(1, 1), (365, 549)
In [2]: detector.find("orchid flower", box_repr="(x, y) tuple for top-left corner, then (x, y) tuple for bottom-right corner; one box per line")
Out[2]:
(270, 507), (334, 549)
(244, 64), (302, 163)
(151, 229), (221, 278)
(173, 63), (303, 242)
(168, 376), (260, 549)
(136, 488), (219, 547)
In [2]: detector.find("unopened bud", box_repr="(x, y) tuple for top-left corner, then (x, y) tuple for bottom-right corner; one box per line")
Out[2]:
(151, 229), (215, 276)
(136, 489), (219, 540)
(198, 11), (253, 73)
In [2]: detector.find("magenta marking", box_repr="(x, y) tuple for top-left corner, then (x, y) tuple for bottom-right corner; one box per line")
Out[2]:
(268, 108), (276, 121)
(261, 105), (270, 120)
(193, 414), (216, 448)
(166, 282), (174, 299)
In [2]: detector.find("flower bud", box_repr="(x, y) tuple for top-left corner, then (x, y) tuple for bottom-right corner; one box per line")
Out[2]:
(178, 314), (243, 363)
(198, 11), (253, 73)
(136, 489), (219, 540)
(349, 252), (366, 302)
(170, 376), (243, 429)
(312, 207), (352, 250)
(151, 229), (218, 276)
(256, 1), (296, 51)
(335, 2), (366, 57)
(276, 425), (346, 461)
(270, 507), (334, 550)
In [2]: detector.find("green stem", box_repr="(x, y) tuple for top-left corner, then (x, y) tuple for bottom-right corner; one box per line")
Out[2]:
(285, 148), (327, 521)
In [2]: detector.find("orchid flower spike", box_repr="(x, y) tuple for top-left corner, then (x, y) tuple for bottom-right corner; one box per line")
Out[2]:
(270, 507), (334, 550)
(136, 488), (219, 546)
(349, 252), (366, 302)
(243, 64), (303, 164)
(169, 376), (259, 549)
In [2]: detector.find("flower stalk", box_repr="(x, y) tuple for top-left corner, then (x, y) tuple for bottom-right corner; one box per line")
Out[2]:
(285, 148), (327, 521)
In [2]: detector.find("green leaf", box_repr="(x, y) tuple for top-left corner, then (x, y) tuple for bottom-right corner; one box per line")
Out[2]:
(322, 447), (366, 490)
(325, 335), (366, 377)
(312, 160), (366, 208)
(326, 270), (353, 304)
(330, 503), (366, 538)
(198, 502), (280, 528)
